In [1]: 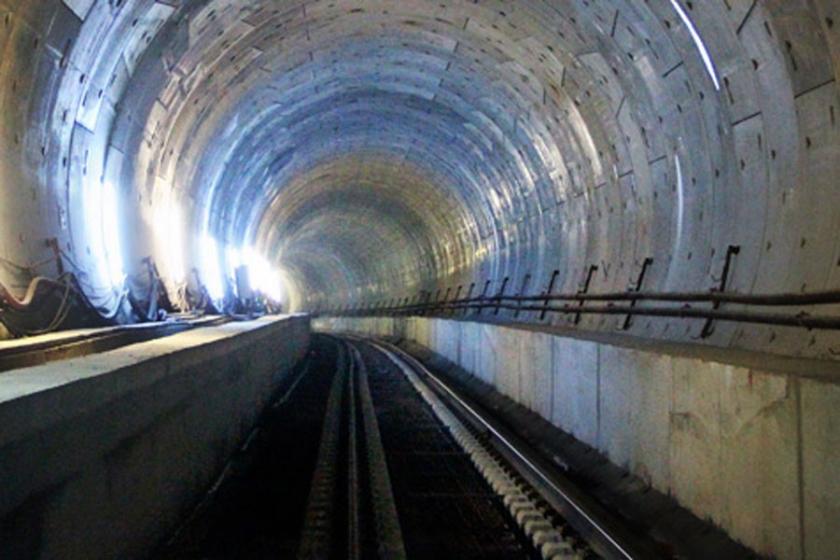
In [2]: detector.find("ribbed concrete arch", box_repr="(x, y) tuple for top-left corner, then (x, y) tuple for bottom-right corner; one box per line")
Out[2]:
(256, 154), (473, 308)
(0, 0), (838, 358)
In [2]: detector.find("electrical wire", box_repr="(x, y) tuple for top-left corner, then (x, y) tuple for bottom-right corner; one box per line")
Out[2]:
(0, 272), (126, 337)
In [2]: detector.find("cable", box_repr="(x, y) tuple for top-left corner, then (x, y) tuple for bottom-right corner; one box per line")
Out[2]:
(0, 272), (126, 337)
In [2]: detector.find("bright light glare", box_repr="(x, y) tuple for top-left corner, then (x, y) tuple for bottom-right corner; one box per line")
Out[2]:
(154, 200), (185, 283)
(670, 0), (720, 90)
(674, 154), (684, 245)
(201, 234), (224, 300)
(226, 245), (245, 297)
(244, 247), (284, 301)
(226, 245), (242, 273)
(102, 182), (124, 287)
(86, 179), (123, 289)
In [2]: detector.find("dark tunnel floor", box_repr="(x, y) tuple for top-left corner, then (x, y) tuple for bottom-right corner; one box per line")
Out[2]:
(154, 334), (537, 559)
(154, 340), (337, 558)
(356, 342), (533, 559)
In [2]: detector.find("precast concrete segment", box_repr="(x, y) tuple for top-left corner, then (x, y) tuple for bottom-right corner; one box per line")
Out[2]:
(0, 314), (310, 560)
(1, 1), (839, 359)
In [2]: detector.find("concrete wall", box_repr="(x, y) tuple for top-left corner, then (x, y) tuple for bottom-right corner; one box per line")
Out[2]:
(3, 1), (840, 359)
(0, 315), (310, 560)
(315, 316), (840, 560)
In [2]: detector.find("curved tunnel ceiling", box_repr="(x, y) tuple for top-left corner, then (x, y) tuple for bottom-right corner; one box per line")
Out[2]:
(1, 0), (840, 358)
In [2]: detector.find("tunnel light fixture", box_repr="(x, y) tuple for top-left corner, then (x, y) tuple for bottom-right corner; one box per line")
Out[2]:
(244, 247), (284, 302)
(86, 180), (124, 290)
(155, 201), (185, 284)
(225, 245), (247, 298)
(201, 234), (224, 300)
(669, 0), (721, 90)
(226, 245), (242, 274)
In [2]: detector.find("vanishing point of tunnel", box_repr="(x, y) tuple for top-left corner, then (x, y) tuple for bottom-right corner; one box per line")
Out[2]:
(0, 1), (839, 559)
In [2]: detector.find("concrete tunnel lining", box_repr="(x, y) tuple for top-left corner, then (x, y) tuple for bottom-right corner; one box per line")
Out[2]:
(1, 1), (840, 557)
(2, 0), (839, 356)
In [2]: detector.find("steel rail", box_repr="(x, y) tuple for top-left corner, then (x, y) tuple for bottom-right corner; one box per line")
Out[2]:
(304, 337), (407, 559)
(370, 339), (663, 560)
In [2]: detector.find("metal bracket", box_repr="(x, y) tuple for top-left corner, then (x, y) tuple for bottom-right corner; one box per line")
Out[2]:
(46, 238), (64, 276)
(494, 277), (510, 316)
(701, 245), (741, 338)
(476, 280), (491, 316)
(622, 258), (653, 330)
(574, 265), (598, 324)
(540, 270), (560, 321)
(450, 285), (462, 316)
(463, 282), (475, 316)
(513, 273), (532, 319)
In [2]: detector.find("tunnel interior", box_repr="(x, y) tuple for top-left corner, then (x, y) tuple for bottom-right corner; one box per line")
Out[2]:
(1, 2), (840, 559)
(1, 0), (839, 356)
(2, 0), (840, 357)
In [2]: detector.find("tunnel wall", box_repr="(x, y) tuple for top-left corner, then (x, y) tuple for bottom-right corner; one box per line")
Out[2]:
(1, 0), (840, 361)
(315, 316), (840, 560)
(0, 315), (310, 560)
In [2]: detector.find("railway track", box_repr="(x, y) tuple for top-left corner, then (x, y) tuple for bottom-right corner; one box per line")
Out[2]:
(299, 335), (661, 559)
(159, 333), (667, 559)
(297, 339), (407, 559)
(364, 339), (660, 560)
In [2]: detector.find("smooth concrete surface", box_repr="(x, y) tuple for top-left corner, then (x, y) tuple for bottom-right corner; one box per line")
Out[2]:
(478, 323), (498, 388)
(551, 336), (599, 446)
(0, 315), (310, 560)
(315, 316), (840, 560)
(0, 327), (118, 352)
(525, 331), (553, 421)
(598, 346), (673, 496)
(801, 378), (840, 560)
(0, 316), (223, 355)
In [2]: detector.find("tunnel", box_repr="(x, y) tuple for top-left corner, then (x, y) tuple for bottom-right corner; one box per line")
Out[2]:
(1, 1), (839, 559)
